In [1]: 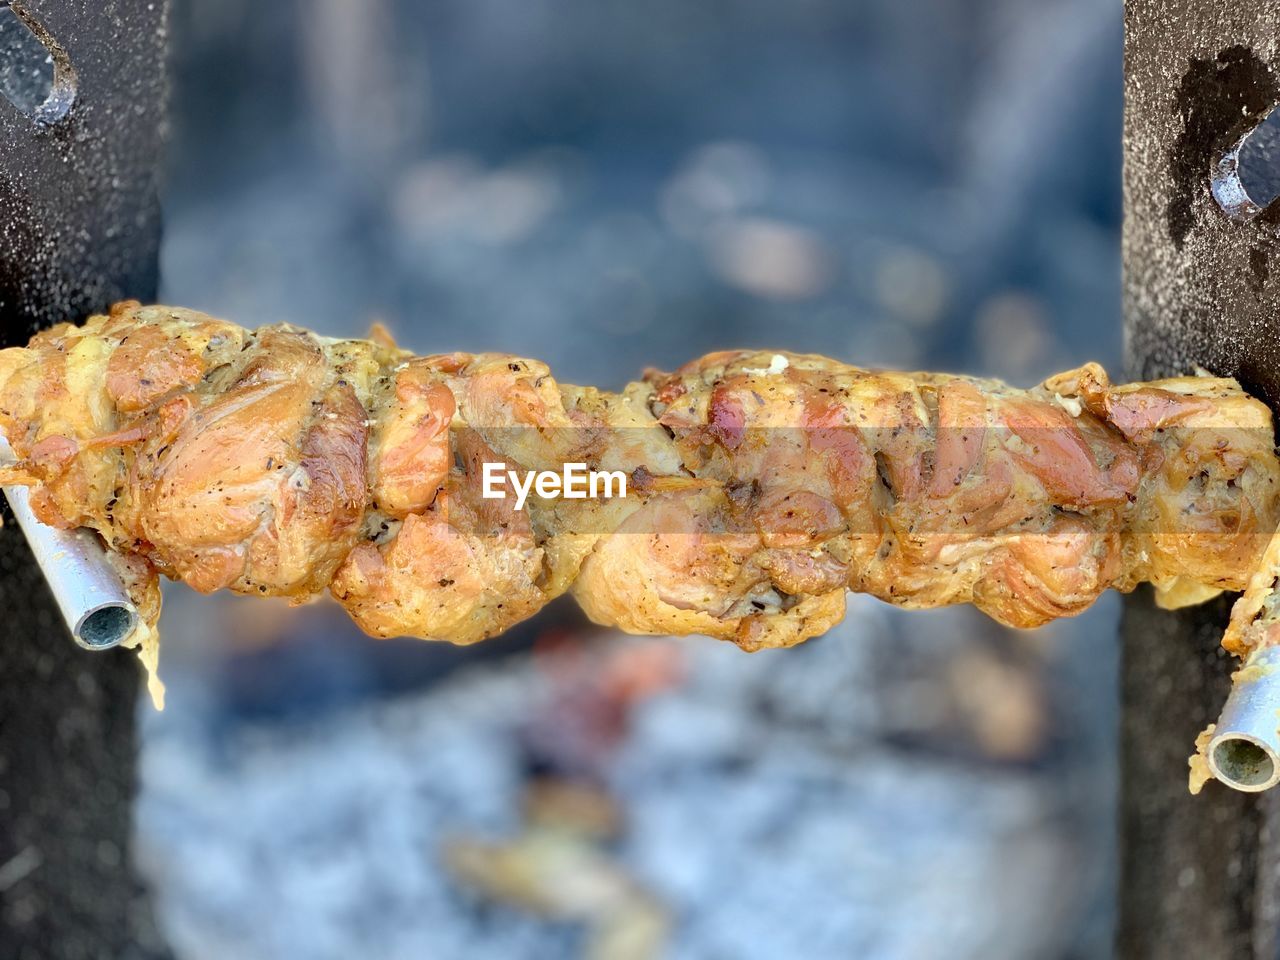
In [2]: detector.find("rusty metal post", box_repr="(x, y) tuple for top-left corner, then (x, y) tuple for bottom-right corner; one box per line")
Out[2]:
(1121, 2), (1280, 956)
(0, 1), (171, 955)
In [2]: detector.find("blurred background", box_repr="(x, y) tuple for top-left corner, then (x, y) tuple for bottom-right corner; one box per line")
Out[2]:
(140, 0), (1124, 957)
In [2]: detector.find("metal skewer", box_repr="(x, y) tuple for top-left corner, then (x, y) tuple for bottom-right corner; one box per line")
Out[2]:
(0, 437), (136, 650)
(1208, 645), (1280, 792)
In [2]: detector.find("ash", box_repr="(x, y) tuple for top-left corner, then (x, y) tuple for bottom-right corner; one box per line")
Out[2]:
(136, 596), (1113, 960)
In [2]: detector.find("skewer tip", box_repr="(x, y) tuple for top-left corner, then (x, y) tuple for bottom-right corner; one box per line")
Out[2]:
(73, 601), (137, 651)
(1208, 647), (1280, 792)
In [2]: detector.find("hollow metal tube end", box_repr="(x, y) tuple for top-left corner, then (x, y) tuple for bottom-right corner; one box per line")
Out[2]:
(1, 436), (138, 653)
(1208, 647), (1280, 792)
(72, 601), (138, 651)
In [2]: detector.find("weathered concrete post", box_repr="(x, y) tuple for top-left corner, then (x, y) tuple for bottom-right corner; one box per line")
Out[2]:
(1121, 2), (1280, 956)
(0, 1), (170, 955)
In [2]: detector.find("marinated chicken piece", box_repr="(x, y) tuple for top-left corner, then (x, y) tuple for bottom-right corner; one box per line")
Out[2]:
(368, 358), (454, 518)
(2, 302), (1279, 701)
(332, 430), (548, 644)
(125, 328), (371, 595)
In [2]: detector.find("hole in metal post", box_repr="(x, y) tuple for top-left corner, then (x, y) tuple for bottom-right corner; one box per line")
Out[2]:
(1237, 110), (1280, 210)
(0, 5), (51, 115)
(0, 1), (74, 124)
(1213, 106), (1280, 221)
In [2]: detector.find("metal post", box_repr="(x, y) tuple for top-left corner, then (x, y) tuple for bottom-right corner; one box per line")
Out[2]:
(0, 1), (170, 955)
(1121, 2), (1280, 956)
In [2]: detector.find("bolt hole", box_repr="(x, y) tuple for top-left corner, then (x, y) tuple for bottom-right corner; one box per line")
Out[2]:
(0, 2), (74, 125)
(1237, 109), (1280, 212)
(1211, 736), (1277, 789)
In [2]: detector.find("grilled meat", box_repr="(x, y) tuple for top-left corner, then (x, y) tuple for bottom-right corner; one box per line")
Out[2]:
(2, 301), (1278, 689)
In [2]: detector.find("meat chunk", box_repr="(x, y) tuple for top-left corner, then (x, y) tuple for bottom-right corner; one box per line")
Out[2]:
(1, 303), (1277, 686)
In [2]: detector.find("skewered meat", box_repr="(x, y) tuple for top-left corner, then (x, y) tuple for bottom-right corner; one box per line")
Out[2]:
(2, 301), (1278, 708)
